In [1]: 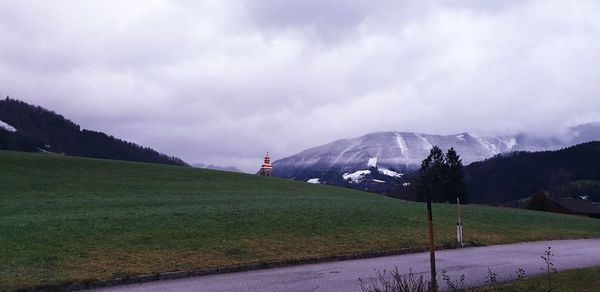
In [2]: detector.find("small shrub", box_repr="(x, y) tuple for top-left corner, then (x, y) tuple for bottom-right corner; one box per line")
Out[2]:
(540, 246), (557, 291)
(527, 192), (552, 211)
(514, 267), (526, 284)
(359, 268), (432, 292)
(485, 268), (498, 292)
(441, 270), (466, 291)
(514, 267), (526, 282)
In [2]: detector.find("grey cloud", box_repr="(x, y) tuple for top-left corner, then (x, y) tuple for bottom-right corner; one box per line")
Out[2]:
(1, 0), (600, 172)
(245, 0), (372, 42)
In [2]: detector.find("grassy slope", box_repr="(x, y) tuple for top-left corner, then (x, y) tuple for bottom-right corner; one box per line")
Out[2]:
(2, 151), (600, 290)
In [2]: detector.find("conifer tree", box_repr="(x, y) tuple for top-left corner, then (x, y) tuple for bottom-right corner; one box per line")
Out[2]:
(446, 147), (469, 203)
(417, 146), (448, 202)
(417, 146), (469, 203)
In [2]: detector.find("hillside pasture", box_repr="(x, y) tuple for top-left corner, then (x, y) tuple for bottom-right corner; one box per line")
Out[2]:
(2, 150), (600, 290)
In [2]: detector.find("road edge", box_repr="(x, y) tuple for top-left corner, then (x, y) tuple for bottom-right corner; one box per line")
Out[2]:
(17, 242), (478, 292)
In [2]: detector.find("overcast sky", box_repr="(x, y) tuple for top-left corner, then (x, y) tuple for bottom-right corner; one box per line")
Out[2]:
(1, 0), (600, 172)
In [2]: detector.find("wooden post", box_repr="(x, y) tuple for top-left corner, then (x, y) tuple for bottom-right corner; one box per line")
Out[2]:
(427, 194), (437, 291)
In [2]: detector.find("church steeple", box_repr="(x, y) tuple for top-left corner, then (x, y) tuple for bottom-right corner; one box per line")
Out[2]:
(259, 152), (273, 176)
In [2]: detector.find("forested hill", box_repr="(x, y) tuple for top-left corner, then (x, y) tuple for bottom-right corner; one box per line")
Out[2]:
(466, 141), (600, 204)
(0, 97), (187, 166)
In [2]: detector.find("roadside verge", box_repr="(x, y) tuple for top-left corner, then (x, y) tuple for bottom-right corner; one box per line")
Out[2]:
(20, 242), (476, 292)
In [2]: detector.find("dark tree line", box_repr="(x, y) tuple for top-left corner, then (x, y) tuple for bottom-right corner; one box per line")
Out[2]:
(465, 141), (600, 203)
(417, 146), (469, 203)
(0, 96), (187, 166)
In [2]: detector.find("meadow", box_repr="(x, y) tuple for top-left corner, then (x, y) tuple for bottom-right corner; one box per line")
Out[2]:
(2, 150), (600, 290)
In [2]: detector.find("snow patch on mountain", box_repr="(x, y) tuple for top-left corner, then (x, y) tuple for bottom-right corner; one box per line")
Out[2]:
(342, 167), (402, 184)
(307, 178), (320, 184)
(343, 170), (371, 183)
(379, 168), (403, 178)
(0, 120), (16, 132)
(503, 137), (518, 149)
(395, 133), (409, 156)
(367, 157), (378, 167)
(417, 134), (433, 151)
(473, 136), (501, 155)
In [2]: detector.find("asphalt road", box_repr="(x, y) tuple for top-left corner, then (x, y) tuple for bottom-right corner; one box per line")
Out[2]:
(95, 239), (600, 292)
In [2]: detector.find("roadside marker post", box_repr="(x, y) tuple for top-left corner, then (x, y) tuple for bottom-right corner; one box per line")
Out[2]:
(457, 197), (463, 246)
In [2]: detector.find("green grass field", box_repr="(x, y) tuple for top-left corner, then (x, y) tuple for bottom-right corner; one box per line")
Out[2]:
(2, 150), (600, 290)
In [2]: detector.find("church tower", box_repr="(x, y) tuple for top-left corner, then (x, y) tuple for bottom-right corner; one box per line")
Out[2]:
(259, 152), (273, 176)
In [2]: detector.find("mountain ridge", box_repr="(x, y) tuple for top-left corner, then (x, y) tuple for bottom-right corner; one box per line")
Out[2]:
(191, 163), (242, 173)
(272, 124), (600, 193)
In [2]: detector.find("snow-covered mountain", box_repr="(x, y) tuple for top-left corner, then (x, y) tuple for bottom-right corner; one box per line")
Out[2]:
(272, 123), (600, 191)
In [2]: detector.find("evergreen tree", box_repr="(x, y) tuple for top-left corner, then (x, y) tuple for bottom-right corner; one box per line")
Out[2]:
(417, 146), (469, 203)
(446, 147), (469, 203)
(417, 146), (448, 202)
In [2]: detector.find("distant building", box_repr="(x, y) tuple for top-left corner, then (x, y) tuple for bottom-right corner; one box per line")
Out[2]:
(259, 152), (273, 176)
(548, 197), (600, 219)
